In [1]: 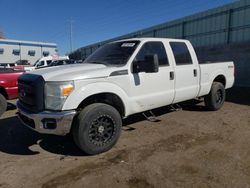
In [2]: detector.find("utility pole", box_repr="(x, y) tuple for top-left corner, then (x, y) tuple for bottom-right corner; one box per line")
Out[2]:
(0, 29), (5, 39)
(69, 18), (73, 53)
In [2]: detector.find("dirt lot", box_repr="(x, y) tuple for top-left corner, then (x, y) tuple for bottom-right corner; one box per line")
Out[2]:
(0, 87), (249, 188)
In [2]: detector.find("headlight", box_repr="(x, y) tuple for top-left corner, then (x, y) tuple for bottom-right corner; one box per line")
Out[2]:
(45, 81), (74, 110)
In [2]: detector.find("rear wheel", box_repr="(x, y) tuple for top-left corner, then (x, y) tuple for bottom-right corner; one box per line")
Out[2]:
(0, 93), (7, 117)
(204, 82), (225, 111)
(72, 103), (122, 155)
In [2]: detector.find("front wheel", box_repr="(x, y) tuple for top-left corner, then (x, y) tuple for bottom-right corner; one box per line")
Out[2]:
(0, 94), (7, 117)
(72, 103), (122, 155)
(204, 82), (225, 111)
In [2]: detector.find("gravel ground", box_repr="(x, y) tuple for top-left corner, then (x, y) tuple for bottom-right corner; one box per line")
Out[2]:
(0, 87), (249, 188)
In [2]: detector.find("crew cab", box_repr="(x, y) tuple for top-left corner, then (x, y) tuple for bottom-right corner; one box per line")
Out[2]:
(17, 38), (234, 154)
(0, 68), (24, 116)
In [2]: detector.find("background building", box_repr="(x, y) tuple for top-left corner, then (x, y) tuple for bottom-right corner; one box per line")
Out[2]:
(70, 0), (250, 87)
(0, 39), (57, 65)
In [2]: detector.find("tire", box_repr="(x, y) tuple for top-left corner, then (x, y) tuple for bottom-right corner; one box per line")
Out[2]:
(204, 82), (225, 111)
(0, 93), (7, 117)
(72, 103), (122, 155)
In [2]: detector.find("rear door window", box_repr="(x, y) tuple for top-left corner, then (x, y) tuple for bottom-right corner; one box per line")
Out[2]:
(170, 42), (193, 65)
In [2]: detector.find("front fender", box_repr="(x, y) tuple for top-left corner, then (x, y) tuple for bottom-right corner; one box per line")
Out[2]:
(62, 81), (131, 116)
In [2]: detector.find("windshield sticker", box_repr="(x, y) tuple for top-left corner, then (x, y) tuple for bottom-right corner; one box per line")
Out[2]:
(121, 43), (136, 47)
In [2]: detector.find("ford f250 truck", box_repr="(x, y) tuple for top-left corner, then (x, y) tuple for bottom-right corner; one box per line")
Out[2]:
(0, 68), (23, 117)
(17, 38), (234, 155)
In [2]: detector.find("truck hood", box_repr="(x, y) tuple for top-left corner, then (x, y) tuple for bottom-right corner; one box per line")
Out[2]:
(29, 63), (114, 81)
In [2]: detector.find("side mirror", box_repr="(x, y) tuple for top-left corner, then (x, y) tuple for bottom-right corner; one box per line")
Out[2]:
(144, 54), (159, 73)
(132, 54), (159, 73)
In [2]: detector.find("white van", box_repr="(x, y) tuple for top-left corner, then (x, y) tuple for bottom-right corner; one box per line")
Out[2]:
(27, 56), (69, 71)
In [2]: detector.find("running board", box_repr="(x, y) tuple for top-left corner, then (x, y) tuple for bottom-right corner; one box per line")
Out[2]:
(142, 111), (160, 122)
(170, 104), (182, 112)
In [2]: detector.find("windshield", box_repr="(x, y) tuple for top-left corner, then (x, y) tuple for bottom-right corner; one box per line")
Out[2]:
(84, 40), (140, 66)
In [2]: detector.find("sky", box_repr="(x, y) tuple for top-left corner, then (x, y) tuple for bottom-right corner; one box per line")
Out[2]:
(0, 0), (237, 55)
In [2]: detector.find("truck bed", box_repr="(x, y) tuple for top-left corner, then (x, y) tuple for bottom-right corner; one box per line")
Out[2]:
(198, 61), (234, 97)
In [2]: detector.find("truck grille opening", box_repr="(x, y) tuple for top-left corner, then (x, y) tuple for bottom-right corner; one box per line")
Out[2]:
(18, 74), (45, 113)
(18, 113), (35, 129)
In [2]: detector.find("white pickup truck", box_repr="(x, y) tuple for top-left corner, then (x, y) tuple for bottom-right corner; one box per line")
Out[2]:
(17, 38), (234, 155)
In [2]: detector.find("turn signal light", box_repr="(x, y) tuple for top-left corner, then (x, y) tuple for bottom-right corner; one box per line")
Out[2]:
(62, 85), (74, 97)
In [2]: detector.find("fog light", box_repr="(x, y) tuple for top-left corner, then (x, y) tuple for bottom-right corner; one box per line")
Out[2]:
(42, 118), (57, 129)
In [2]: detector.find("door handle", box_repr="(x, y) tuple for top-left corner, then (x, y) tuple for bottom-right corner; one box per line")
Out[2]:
(193, 69), (197, 77)
(170, 71), (174, 80)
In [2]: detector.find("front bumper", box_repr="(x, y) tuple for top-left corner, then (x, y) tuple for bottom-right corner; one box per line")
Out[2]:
(16, 101), (76, 135)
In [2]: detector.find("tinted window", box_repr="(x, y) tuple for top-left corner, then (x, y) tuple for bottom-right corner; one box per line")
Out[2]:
(170, 42), (192, 65)
(84, 41), (140, 66)
(134, 42), (168, 67)
(37, 61), (44, 67)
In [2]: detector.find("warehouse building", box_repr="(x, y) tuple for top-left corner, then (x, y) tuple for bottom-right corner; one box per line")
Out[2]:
(0, 39), (57, 65)
(70, 0), (250, 87)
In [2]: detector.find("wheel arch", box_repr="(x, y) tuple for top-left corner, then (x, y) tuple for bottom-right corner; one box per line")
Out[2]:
(77, 92), (126, 117)
(213, 74), (226, 87)
(62, 82), (130, 117)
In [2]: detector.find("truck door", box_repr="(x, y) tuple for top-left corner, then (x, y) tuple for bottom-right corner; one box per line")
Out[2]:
(129, 41), (175, 112)
(169, 41), (199, 103)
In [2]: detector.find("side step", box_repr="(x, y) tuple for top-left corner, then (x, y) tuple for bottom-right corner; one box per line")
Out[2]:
(142, 111), (160, 122)
(170, 104), (182, 112)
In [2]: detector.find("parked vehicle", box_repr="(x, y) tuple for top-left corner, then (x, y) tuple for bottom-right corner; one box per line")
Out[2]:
(17, 38), (234, 155)
(30, 56), (69, 70)
(15, 60), (31, 66)
(49, 59), (76, 67)
(0, 68), (24, 116)
(14, 60), (35, 71)
(0, 63), (17, 69)
(0, 62), (30, 71)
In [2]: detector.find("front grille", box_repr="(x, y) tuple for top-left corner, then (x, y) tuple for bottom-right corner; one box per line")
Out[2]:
(18, 74), (45, 113)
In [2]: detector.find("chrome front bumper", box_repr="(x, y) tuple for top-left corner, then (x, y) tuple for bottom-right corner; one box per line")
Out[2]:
(17, 101), (76, 135)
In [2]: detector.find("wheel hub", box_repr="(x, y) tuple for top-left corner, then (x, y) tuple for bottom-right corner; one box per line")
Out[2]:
(216, 89), (223, 103)
(89, 115), (115, 145)
(98, 125), (105, 134)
